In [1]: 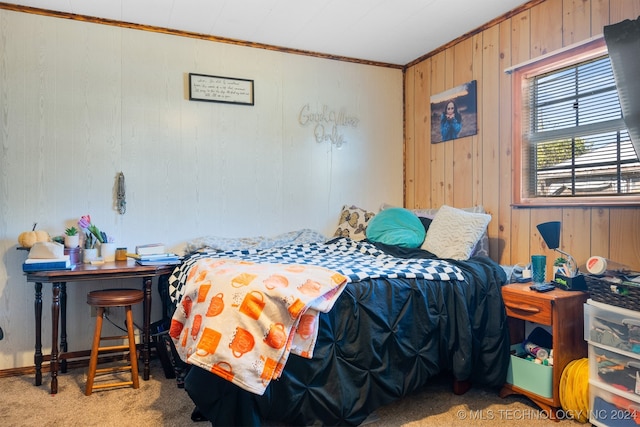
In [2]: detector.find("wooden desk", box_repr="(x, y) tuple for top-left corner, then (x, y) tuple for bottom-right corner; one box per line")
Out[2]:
(24, 259), (175, 394)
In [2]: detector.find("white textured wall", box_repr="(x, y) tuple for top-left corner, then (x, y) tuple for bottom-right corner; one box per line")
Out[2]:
(0, 11), (403, 370)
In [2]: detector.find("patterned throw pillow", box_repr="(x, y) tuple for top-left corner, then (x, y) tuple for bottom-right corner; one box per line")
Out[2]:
(334, 205), (376, 241)
(421, 205), (491, 260)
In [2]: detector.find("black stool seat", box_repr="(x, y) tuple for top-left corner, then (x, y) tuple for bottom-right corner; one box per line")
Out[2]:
(85, 288), (143, 396)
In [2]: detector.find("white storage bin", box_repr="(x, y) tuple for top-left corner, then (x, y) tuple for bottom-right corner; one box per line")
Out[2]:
(589, 343), (640, 395)
(584, 299), (640, 355)
(589, 380), (640, 427)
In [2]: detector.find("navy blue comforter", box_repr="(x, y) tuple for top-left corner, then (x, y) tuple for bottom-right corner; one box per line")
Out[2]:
(180, 239), (510, 426)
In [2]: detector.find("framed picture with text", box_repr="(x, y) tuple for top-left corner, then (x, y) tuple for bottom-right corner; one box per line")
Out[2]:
(189, 73), (254, 105)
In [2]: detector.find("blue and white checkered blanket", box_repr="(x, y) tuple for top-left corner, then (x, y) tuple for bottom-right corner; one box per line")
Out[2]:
(168, 238), (464, 304)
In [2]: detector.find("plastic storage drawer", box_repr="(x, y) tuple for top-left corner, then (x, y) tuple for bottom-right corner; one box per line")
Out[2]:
(589, 380), (640, 427)
(589, 343), (640, 395)
(584, 299), (640, 354)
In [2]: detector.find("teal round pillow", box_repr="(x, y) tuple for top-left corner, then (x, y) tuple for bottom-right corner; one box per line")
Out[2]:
(365, 207), (426, 248)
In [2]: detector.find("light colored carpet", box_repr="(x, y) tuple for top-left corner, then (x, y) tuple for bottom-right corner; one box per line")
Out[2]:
(0, 360), (584, 426)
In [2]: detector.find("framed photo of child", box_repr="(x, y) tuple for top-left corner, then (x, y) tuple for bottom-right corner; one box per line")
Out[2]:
(430, 80), (478, 143)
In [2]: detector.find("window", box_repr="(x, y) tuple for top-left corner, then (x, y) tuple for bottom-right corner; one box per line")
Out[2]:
(511, 38), (640, 207)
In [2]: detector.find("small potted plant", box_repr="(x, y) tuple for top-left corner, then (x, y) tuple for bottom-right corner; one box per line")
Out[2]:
(78, 215), (107, 263)
(553, 256), (568, 277)
(81, 232), (99, 263)
(64, 226), (80, 249)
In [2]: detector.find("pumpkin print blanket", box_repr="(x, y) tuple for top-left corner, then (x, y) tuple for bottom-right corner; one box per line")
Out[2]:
(169, 258), (347, 395)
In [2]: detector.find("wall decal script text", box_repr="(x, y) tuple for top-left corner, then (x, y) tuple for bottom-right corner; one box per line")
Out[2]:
(298, 104), (359, 147)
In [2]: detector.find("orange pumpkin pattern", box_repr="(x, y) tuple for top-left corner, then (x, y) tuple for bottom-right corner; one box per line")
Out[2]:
(170, 258), (347, 396)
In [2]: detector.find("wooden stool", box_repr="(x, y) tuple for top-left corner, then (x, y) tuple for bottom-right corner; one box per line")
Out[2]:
(85, 288), (144, 395)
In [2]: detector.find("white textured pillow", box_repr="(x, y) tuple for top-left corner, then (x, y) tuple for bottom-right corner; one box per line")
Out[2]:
(422, 205), (491, 260)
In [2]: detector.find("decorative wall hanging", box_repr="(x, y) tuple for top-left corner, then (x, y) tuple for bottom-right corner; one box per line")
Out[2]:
(116, 172), (126, 215)
(298, 104), (359, 148)
(189, 73), (254, 105)
(430, 80), (477, 143)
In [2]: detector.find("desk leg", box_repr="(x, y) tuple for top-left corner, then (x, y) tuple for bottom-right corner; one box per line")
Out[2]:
(142, 276), (152, 380)
(33, 282), (43, 387)
(50, 282), (61, 395)
(60, 282), (68, 373)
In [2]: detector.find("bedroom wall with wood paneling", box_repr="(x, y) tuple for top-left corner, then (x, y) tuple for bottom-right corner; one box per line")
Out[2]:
(404, 0), (640, 272)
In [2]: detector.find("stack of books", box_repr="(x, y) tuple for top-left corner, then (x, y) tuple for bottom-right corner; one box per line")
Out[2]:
(135, 243), (166, 256)
(129, 244), (181, 265)
(133, 253), (182, 266)
(23, 255), (72, 272)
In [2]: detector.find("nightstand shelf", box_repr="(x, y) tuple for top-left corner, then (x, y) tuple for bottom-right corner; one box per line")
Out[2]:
(499, 283), (588, 418)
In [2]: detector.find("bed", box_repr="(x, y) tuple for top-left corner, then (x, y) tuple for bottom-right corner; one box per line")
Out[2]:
(167, 205), (511, 426)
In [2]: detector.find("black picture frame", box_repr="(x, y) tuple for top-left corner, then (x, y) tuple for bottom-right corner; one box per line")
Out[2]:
(188, 73), (254, 105)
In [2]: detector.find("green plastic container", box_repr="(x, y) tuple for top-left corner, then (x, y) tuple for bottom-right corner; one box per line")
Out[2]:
(506, 344), (553, 398)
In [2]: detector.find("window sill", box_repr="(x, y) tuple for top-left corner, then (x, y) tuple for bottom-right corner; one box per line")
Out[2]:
(512, 196), (640, 208)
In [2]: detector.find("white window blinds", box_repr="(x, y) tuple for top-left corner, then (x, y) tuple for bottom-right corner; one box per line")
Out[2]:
(523, 56), (640, 197)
